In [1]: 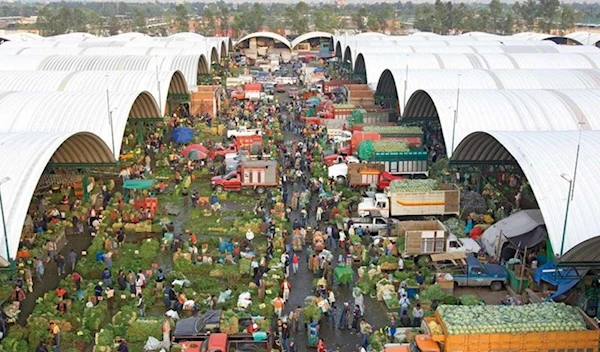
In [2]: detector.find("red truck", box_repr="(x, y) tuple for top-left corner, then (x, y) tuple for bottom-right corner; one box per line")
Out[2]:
(211, 160), (278, 194)
(177, 333), (270, 352)
(212, 144), (238, 162)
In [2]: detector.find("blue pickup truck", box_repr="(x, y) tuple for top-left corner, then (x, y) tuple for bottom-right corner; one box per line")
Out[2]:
(437, 253), (508, 291)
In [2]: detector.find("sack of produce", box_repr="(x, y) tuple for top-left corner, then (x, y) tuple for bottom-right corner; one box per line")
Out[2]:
(334, 265), (354, 285)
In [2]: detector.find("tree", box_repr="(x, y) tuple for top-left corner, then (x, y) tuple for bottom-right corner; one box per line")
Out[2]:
(218, 3), (230, 34)
(515, 0), (538, 31)
(559, 5), (579, 33)
(414, 4), (436, 32)
(313, 5), (339, 33)
(201, 5), (217, 36)
(352, 7), (367, 31)
(108, 15), (121, 36)
(503, 11), (515, 34)
(538, 0), (560, 33)
(244, 3), (264, 33)
(87, 11), (104, 35)
(133, 9), (147, 33)
(175, 4), (189, 32)
(488, 0), (504, 33)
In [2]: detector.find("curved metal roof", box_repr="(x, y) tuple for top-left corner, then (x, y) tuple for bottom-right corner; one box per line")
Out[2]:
(356, 52), (600, 87)
(0, 131), (113, 264)
(169, 33), (206, 40)
(0, 32), (42, 42)
(45, 32), (96, 41)
(234, 31), (291, 49)
(108, 32), (151, 41)
(377, 68), (600, 113)
(0, 90), (160, 158)
(566, 31), (600, 46)
(291, 31), (333, 48)
(0, 54), (208, 89)
(451, 130), (600, 262)
(403, 89), (600, 156)
(0, 70), (188, 115)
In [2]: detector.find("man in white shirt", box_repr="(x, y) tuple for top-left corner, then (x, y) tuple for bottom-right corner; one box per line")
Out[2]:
(399, 294), (410, 316)
(398, 257), (404, 271)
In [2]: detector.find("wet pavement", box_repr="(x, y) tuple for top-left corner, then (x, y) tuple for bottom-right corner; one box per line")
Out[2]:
(280, 126), (390, 351)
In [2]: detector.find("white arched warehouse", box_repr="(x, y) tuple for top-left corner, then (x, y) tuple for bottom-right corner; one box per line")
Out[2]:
(0, 131), (114, 264)
(376, 68), (600, 113)
(451, 131), (600, 263)
(355, 52), (600, 88)
(566, 32), (600, 47)
(0, 70), (188, 116)
(402, 89), (600, 156)
(234, 32), (292, 49)
(292, 31), (333, 49)
(0, 90), (161, 158)
(0, 54), (208, 90)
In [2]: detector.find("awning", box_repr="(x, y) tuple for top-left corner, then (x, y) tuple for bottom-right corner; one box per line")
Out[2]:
(123, 179), (155, 190)
(534, 261), (588, 300)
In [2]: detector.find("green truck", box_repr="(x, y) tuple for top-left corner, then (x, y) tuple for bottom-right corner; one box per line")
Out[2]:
(357, 140), (429, 176)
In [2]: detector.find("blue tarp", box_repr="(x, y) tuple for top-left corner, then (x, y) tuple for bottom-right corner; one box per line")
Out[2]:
(172, 127), (194, 144)
(534, 261), (587, 300)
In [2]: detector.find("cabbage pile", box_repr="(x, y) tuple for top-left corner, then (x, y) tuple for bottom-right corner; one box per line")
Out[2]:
(438, 303), (587, 335)
(388, 179), (441, 193)
(363, 126), (423, 135)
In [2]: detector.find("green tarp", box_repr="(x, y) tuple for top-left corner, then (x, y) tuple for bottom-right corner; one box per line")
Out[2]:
(123, 179), (155, 190)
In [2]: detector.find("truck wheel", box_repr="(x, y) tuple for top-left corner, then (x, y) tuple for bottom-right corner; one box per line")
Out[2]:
(256, 186), (265, 194)
(490, 281), (503, 291)
(215, 185), (224, 192)
(214, 155), (224, 162)
(336, 176), (346, 184)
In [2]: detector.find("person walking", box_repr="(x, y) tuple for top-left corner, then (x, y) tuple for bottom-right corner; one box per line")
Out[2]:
(24, 267), (33, 293)
(399, 294), (410, 317)
(34, 257), (44, 283)
(339, 302), (351, 330)
(46, 240), (56, 263)
(359, 319), (373, 349)
(135, 270), (146, 296)
(272, 295), (284, 318)
(101, 267), (112, 287)
(68, 249), (77, 272)
(291, 253), (299, 274)
(281, 278), (292, 303)
(316, 206), (323, 222)
(412, 303), (424, 327)
(49, 321), (61, 351)
(137, 293), (146, 317)
(55, 254), (66, 276)
(155, 269), (165, 290)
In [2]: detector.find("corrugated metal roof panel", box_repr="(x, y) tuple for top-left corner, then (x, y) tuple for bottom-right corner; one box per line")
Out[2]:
(452, 130), (600, 260)
(0, 131), (113, 263)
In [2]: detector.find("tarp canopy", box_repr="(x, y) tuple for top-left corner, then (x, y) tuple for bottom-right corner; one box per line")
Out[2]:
(480, 209), (547, 259)
(123, 179), (155, 190)
(534, 261), (587, 300)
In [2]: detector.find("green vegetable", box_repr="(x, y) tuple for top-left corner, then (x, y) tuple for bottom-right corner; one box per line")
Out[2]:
(363, 126), (423, 135)
(459, 294), (482, 306)
(438, 302), (587, 335)
(388, 179), (441, 193)
(420, 285), (447, 301)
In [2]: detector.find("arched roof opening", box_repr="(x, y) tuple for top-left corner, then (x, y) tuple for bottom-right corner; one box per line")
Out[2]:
(343, 46), (352, 65)
(233, 32), (291, 50)
(403, 88), (600, 156)
(210, 47), (219, 64)
(0, 131), (114, 264)
(377, 68), (600, 114)
(0, 90), (160, 158)
(335, 41), (343, 58)
(566, 32), (600, 47)
(451, 131), (600, 263)
(291, 31), (333, 49)
(219, 42), (226, 60)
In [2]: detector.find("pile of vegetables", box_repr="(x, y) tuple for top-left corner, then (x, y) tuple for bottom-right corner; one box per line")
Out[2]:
(334, 264), (354, 285)
(458, 294), (482, 306)
(363, 126), (423, 135)
(220, 310), (239, 334)
(357, 140), (411, 160)
(443, 218), (466, 238)
(438, 303), (587, 335)
(377, 255), (398, 271)
(420, 285), (447, 301)
(388, 179), (441, 193)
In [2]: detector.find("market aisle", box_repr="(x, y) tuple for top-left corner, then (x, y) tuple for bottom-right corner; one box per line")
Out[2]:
(18, 232), (94, 325)
(281, 127), (366, 351)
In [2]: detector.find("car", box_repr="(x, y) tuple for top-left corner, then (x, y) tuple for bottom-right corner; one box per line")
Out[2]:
(288, 88), (299, 98)
(276, 84), (286, 93)
(263, 83), (275, 95)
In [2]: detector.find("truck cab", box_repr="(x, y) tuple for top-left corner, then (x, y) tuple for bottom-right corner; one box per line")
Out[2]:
(358, 193), (389, 217)
(211, 171), (241, 191)
(212, 144), (238, 161)
(448, 254), (508, 291)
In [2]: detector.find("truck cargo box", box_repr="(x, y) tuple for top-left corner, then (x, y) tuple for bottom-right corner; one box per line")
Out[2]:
(387, 184), (460, 217)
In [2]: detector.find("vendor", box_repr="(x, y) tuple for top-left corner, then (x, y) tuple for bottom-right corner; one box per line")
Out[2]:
(61, 195), (69, 205)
